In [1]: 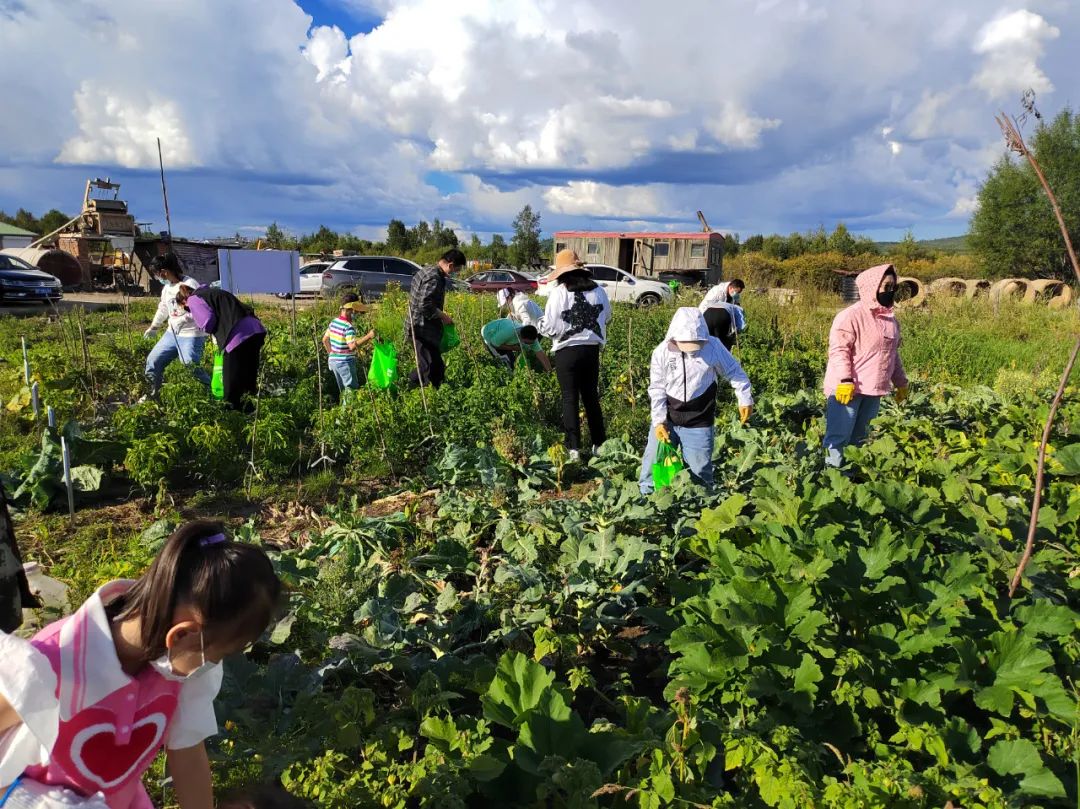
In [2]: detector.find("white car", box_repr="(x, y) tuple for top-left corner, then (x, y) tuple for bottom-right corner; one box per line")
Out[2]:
(279, 262), (331, 298)
(536, 263), (672, 307)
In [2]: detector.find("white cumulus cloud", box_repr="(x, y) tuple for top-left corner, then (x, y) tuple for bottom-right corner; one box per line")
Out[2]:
(0, 0), (1075, 240)
(543, 181), (670, 219)
(59, 83), (197, 168)
(973, 9), (1059, 99)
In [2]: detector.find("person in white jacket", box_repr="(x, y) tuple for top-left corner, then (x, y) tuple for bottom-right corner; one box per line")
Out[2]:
(538, 250), (611, 460)
(639, 307), (754, 494)
(142, 253), (210, 396)
(698, 278), (746, 351)
(497, 287), (542, 327)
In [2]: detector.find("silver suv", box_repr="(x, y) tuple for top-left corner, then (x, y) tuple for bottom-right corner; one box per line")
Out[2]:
(323, 256), (424, 300)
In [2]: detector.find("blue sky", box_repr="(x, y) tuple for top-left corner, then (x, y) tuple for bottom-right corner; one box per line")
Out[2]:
(1, 0), (1076, 244)
(300, 0), (380, 37)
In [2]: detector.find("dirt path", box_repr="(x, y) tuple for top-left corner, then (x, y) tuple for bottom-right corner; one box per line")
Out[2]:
(0, 292), (318, 318)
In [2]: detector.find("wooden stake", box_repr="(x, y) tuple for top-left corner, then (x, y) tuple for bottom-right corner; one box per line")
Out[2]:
(406, 298), (437, 439)
(157, 137), (173, 240)
(60, 436), (75, 526)
(309, 325), (332, 469)
(363, 383), (396, 480)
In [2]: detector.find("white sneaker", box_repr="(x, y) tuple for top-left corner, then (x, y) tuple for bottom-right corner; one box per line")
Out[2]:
(591, 445), (602, 457)
(136, 395), (150, 404)
(568, 449), (580, 462)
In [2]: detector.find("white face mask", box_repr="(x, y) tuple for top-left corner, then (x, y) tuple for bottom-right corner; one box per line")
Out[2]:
(149, 631), (217, 682)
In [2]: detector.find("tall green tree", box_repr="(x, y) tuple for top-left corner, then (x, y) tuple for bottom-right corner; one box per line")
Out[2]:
(490, 234), (508, 267)
(827, 223), (857, 255)
(37, 209), (72, 236)
(894, 230), (927, 261)
(387, 219), (411, 253)
(807, 225), (829, 254)
(431, 219), (458, 248)
(412, 220), (432, 248)
(510, 205), (542, 267)
(743, 234), (764, 252)
(970, 107), (1080, 279)
(264, 222), (285, 249)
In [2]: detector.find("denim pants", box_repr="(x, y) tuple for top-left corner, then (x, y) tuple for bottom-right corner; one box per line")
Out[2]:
(823, 394), (882, 467)
(639, 423), (715, 494)
(145, 333), (209, 393)
(329, 355), (361, 396)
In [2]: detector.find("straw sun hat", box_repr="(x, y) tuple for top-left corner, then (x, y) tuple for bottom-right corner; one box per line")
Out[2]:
(546, 249), (588, 282)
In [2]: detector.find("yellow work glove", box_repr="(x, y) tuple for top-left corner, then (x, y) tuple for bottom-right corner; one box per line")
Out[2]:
(834, 382), (856, 405)
(894, 385), (909, 403)
(739, 405), (753, 424)
(655, 424), (670, 443)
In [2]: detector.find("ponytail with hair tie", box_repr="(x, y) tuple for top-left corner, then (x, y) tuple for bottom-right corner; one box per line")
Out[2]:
(106, 520), (282, 662)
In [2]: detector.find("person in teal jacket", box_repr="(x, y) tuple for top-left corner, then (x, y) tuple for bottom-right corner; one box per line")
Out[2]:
(481, 318), (552, 372)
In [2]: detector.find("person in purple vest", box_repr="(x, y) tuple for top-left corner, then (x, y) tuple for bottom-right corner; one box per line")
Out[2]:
(175, 285), (266, 412)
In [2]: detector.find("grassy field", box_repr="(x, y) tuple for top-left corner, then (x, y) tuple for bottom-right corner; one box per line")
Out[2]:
(2, 288), (1079, 807)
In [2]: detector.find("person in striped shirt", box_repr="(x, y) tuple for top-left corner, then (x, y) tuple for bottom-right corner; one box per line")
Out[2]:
(322, 294), (375, 396)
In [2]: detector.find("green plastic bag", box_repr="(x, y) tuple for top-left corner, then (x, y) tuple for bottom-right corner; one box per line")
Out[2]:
(368, 340), (399, 390)
(210, 351), (224, 400)
(651, 440), (685, 490)
(440, 323), (461, 353)
(515, 345), (547, 373)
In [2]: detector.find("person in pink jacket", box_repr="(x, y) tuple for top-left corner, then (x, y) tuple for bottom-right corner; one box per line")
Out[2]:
(822, 264), (909, 467)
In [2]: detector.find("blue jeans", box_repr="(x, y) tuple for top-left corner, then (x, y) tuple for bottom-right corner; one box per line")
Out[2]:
(823, 394), (882, 467)
(329, 356), (360, 395)
(639, 423), (715, 495)
(145, 333), (209, 393)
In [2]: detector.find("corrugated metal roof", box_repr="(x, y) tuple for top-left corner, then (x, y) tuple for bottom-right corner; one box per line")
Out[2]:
(554, 231), (722, 240)
(0, 222), (39, 237)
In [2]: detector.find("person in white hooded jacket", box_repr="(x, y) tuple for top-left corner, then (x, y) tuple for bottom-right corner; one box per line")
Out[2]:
(698, 278), (746, 350)
(639, 307), (754, 494)
(497, 287), (543, 328)
(142, 253), (210, 397)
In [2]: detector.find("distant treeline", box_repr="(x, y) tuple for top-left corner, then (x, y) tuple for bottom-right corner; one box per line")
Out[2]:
(0, 208), (72, 238)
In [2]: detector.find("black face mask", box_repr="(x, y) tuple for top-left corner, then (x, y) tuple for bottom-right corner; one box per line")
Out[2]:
(877, 289), (896, 308)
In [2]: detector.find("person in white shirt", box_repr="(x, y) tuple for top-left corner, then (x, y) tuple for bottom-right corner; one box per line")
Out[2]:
(142, 253), (210, 397)
(639, 307), (754, 494)
(497, 287), (542, 328)
(698, 278), (746, 351)
(538, 250), (611, 460)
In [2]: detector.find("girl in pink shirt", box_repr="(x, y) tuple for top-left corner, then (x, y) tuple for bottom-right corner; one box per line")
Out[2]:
(0, 522), (281, 809)
(823, 264), (910, 467)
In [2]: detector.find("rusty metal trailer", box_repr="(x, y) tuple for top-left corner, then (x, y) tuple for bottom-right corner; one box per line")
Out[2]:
(552, 230), (724, 285)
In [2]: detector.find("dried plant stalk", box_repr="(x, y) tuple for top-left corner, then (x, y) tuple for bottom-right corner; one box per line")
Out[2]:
(995, 110), (1080, 596)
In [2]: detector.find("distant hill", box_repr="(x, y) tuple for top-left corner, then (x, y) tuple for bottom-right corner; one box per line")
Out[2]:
(875, 235), (969, 254)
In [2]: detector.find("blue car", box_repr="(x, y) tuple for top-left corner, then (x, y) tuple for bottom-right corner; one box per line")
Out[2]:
(0, 254), (63, 304)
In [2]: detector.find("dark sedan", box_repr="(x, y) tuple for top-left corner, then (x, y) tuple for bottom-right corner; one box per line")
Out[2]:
(466, 269), (537, 293)
(0, 254), (63, 304)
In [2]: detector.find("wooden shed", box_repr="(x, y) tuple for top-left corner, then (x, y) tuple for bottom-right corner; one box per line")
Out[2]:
(553, 230), (724, 284)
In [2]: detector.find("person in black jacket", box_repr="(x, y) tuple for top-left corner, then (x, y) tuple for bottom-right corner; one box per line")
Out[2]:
(405, 248), (466, 388)
(0, 482), (39, 632)
(176, 284), (267, 411)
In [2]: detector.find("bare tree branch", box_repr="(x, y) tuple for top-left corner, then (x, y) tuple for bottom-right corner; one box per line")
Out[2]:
(995, 103), (1080, 596)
